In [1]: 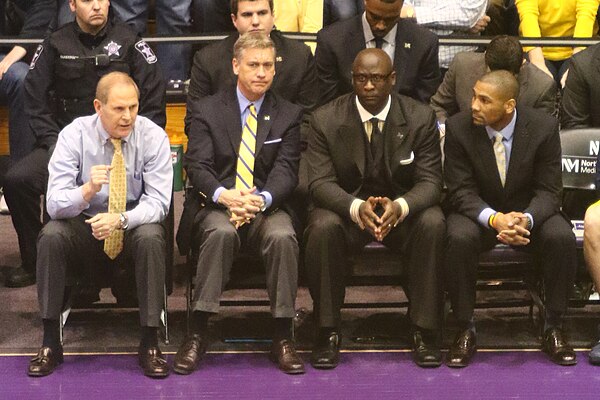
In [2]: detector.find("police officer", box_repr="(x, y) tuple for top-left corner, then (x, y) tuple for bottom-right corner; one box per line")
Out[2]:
(2, 0), (166, 288)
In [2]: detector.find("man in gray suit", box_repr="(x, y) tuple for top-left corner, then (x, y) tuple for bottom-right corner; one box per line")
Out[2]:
(430, 35), (556, 129)
(304, 48), (445, 369)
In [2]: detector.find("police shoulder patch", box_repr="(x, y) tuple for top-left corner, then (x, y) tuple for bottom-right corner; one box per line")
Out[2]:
(135, 40), (157, 64)
(30, 45), (44, 70)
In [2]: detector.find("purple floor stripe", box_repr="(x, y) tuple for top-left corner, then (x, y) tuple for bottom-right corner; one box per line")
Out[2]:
(2, 352), (600, 399)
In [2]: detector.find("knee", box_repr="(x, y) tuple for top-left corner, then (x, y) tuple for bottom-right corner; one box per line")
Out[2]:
(584, 203), (600, 240)
(304, 209), (344, 241)
(415, 207), (446, 236)
(38, 220), (70, 246)
(203, 221), (238, 244)
(264, 227), (298, 248)
(131, 224), (165, 247)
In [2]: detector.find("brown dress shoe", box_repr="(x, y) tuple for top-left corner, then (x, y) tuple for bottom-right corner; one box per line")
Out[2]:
(310, 332), (341, 369)
(138, 346), (170, 378)
(542, 327), (577, 366)
(270, 339), (305, 374)
(446, 329), (477, 368)
(173, 334), (208, 375)
(28, 346), (63, 377)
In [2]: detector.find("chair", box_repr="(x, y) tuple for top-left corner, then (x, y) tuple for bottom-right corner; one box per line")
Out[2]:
(559, 128), (600, 305)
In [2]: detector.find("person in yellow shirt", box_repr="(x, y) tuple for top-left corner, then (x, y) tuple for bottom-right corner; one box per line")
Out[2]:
(515, 0), (599, 87)
(274, 0), (323, 52)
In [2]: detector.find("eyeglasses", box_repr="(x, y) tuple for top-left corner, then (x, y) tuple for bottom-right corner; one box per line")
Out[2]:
(352, 73), (392, 84)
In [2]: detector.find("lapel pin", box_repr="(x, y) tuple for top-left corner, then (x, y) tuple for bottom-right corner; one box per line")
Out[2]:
(264, 115), (270, 121)
(276, 56), (283, 62)
(397, 132), (404, 138)
(404, 43), (411, 49)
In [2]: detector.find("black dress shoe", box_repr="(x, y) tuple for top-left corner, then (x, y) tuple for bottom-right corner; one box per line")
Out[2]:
(310, 332), (341, 369)
(6, 267), (35, 288)
(28, 346), (63, 377)
(173, 334), (207, 375)
(542, 327), (577, 366)
(412, 331), (442, 368)
(446, 329), (477, 368)
(270, 339), (305, 374)
(138, 346), (170, 378)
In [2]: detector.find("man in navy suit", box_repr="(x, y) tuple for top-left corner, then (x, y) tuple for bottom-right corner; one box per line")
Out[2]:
(174, 32), (304, 375)
(315, 0), (441, 106)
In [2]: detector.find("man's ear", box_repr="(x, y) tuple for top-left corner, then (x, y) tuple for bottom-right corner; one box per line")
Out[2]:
(504, 98), (516, 114)
(232, 57), (239, 76)
(93, 99), (102, 114)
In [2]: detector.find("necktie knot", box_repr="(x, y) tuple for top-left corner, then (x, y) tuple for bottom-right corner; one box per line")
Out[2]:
(494, 133), (503, 145)
(249, 104), (257, 117)
(374, 37), (384, 49)
(111, 138), (122, 155)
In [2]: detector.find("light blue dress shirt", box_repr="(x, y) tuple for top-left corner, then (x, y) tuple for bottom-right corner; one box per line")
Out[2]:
(46, 114), (173, 230)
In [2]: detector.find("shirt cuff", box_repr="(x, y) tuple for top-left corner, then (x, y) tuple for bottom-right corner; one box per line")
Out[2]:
(259, 191), (273, 209)
(213, 186), (226, 204)
(350, 198), (365, 229)
(393, 197), (409, 226)
(478, 207), (496, 229)
(524, 213), (534, 229)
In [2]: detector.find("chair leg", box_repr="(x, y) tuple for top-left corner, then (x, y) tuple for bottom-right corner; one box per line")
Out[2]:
(161, 282), (170, 345)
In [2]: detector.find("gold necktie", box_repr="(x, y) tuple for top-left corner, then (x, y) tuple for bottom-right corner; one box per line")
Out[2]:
(104, 138), (126, 259)
(235, 104), (257, 191)
(493, 133), (506, 187)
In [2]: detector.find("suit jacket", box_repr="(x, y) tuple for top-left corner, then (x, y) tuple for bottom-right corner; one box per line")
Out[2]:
(177, 87), (302, 254)
(561, 43), (600, 129)
(430, 51), (557, 123)
(315, 16), (441, 106)
(184, 30), (317, 134)
(306, 92), (442, 218)
(444, 107), (562, 227)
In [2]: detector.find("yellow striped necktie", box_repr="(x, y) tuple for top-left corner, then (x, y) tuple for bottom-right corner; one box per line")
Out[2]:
(235, 104), (257, 190)
(104, 138), (126, 259)
(493, 133), (506, 187)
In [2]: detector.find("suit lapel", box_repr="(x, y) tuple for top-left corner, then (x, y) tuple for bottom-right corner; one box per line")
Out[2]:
(384, 96), (408, 171)
(222, 88), (243, 155)
(337, 99), (366, 177)
(474, 124), (504, 189)
(254, 92), (276, 157)
(392, 20), (411, 92)
(505, 113), (530, 190)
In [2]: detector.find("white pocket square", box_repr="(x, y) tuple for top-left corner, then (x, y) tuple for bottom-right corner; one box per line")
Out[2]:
(399, 151), (414, 165)
(263, 138), (282, 144)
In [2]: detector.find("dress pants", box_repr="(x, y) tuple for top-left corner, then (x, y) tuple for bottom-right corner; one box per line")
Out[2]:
(304, 206), (446, 330)
(2, 148), (50, 274)
(37, 215), (166, 327)
(445, 212), (577, 323)
(0, 56), (34, 162)
(191, 207), (299, 318)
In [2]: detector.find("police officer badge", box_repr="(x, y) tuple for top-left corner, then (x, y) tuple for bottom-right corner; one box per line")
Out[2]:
(135, 40), (157, 64)
(104, 41), (122, 57)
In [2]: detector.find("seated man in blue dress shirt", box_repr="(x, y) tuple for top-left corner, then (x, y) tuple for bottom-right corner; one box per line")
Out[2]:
(28, 72), (173, 379)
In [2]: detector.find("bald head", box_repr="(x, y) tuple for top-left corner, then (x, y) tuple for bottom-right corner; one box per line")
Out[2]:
(352, 48), (396, 114)
(471, 70), (519, 130)
(478, 70), (520, 103)
(95, 72), (140, 104)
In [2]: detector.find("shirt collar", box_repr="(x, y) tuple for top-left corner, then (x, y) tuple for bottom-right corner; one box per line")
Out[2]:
(361, 13), (397, 49)
(236, 86), (266, 116)
(485, 110), (517, 141)
(74, 20), (109, 45)
(355, 95), (392, 123)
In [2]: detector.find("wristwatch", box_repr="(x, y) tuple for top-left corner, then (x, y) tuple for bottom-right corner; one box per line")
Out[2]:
(118, 212), (129, 230)
(259, 195), (267, 212)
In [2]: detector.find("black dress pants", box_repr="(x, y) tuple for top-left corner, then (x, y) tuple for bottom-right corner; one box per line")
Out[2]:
(304, 205), (446, 330)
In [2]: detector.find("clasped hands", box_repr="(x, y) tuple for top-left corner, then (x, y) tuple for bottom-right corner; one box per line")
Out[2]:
(358, 196), (402, 242)
(218, 187), (265, 229)
(492, 211), (530, 246)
